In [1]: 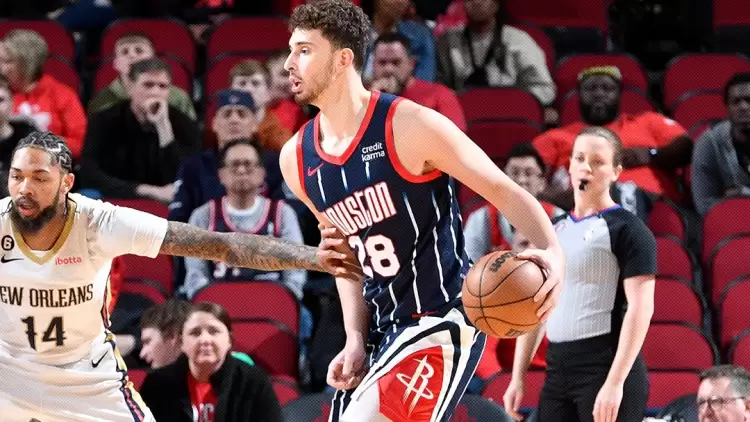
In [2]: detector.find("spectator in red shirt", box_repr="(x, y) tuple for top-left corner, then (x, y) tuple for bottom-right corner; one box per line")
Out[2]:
(140, 302), (282, 422)
(0, 29), (86, 160)
(369, 32), (467, 131)
(533, 66), (693, 206)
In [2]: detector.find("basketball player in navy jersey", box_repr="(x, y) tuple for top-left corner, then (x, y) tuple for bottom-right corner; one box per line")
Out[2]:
(279, 1), (565, 421)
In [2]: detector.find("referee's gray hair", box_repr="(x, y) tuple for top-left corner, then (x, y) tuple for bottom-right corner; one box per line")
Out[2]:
(577, 126), (623, 167)
(700, 365), (750, 396)
(12, 131), (73, 173)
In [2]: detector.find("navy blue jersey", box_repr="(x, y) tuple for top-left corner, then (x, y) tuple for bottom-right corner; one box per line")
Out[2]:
(298, 91), (469, 331)
(208, 197), (284, 282)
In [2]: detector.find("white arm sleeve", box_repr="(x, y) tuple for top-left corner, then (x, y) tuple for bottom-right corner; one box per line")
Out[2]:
(93, 202), (169, 259)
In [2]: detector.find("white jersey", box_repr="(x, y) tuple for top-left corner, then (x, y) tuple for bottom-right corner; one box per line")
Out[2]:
(0, 193), (168, 366)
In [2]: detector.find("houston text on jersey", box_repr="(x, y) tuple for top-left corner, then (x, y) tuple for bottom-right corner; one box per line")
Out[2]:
(322, 181), (398, 236)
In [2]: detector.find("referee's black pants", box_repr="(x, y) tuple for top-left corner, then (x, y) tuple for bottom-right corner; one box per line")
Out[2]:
(537, 334), (649, 422)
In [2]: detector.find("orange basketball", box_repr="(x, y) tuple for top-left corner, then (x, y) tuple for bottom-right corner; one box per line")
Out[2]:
(462, 250), (546, 338)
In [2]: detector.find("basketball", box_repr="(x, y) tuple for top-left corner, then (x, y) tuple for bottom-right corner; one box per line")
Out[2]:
(462, 250), (546, 338)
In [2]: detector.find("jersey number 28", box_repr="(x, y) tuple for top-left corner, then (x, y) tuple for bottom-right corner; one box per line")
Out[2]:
(22, 316), (66, 350)
(348, 235), (400, 278)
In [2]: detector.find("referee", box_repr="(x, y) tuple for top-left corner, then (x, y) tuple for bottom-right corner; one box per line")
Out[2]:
(503, 126), (656, 422)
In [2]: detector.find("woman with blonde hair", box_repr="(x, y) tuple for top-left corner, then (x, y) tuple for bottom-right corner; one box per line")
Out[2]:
(0, 29), (86, 159)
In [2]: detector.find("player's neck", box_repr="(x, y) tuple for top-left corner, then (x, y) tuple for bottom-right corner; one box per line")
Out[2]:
(316, 76), (371, 141)
(189, 362), (220, 383)
(573, 193), (617, 219)
(225, 193), (257, 211)
(468, 18), (496, 35)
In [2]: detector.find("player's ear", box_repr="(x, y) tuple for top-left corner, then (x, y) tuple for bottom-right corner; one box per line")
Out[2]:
(338, 47), (355, 70)
(62, 172), (75, 194)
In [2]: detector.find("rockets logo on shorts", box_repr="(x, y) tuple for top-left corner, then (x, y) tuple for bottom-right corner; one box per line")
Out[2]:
(377, 346), (444, 422)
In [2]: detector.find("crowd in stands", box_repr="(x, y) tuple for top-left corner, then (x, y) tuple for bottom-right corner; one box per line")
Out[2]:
(2, 0), (750, 420)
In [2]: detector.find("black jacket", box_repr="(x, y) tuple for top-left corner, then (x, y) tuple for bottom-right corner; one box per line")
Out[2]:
(139, 354), (282, 422)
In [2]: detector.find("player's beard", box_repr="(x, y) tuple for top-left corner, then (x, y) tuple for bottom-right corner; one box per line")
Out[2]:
(10, 192), (62, 235)
(293, 57), (336, 105)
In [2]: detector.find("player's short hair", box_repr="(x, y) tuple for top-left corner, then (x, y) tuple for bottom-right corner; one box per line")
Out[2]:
(289, 0), (371, 72)
(189, 302), (233, 335)
(724, 72), (750, 104)
(577, 126), (623, 167)
(139, 298), (192, 339)
(506, 143), (546, 174)
(373, 32), (412, 54)
(115, 32), (154, 50)
(128, 57), (172, 83)
(13, 131), (73, 173)
(700, 365), (750, 396)
(218, 139), (264, 168)
(229, 59), (271, 86)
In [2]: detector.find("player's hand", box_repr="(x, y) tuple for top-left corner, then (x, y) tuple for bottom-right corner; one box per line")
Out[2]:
(317, 225), (365, 281)
(502, 376), (525, 420)
(143, 98), (168, 123)
(593, 380), (623, 422)
(515, 246), (565, 322)
(327, 338), (367, 390)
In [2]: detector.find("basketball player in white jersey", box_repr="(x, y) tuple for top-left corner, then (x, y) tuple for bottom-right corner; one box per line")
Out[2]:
(0, 131), (359, 422)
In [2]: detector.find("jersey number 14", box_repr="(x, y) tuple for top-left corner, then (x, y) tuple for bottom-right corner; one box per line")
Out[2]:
(22, 316), (66, 350)
(348, 235), (401, 278)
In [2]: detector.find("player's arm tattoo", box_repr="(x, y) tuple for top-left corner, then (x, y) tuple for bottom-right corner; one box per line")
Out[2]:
(159, 221), (326, 272)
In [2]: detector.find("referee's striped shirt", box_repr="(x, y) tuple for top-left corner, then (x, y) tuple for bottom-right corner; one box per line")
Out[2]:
(546, 204), (657, 343)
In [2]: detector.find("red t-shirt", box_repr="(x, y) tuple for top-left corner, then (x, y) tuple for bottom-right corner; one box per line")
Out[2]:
(399, 78), (468, 132)
(532, 112), (688, 201)
(188, 373), (217, 422)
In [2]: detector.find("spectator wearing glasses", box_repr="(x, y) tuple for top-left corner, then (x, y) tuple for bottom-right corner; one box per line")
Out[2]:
(697, 365), (750, 422)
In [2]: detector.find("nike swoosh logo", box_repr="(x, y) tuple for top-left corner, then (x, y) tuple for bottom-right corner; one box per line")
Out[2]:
(0, 256), (22, 263)
(92, 353), (107, 368)
(307, 163), (324, 177)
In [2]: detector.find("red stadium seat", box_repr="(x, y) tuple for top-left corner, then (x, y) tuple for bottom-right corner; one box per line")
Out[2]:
(718, 276), (750, 350)
(672, 92), (726, 136)
(119, 280), (168, 305)
(0, 20), (74, 61)
(233, 319), (298, 379)
(713, 0), (750, 55)
(729, 328), (750, 368)
(708, 235), (750, 308)
(192, 282), (300, 337)
(702, 197), (750, 264)
(107, 199), (169, 218)
(127, 368), (147, 391)
(656, 236), (694, 285)
(642, 322), (718, 371)
(100, 18), (196, 72)
(663, 54), (750, 110)
(271, 376), (301, 406)
(466, 120), (544, 164)
(94, 54), (192, 96)
(505, 0), (608, 33)
(204, 53), (269, 99)
(653, 276), (706, 329)
(481, 370), (546, 409)
(459, 88), (543, 125)
(119, 254), (174, 296)
(560, 88), (655, 126)
(207, 17), (290, 63)
(555, 53), (648, 100)
(648, 199), (687, 245)
(43, 56), (80, 94)
(647, 371), (701, 409)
